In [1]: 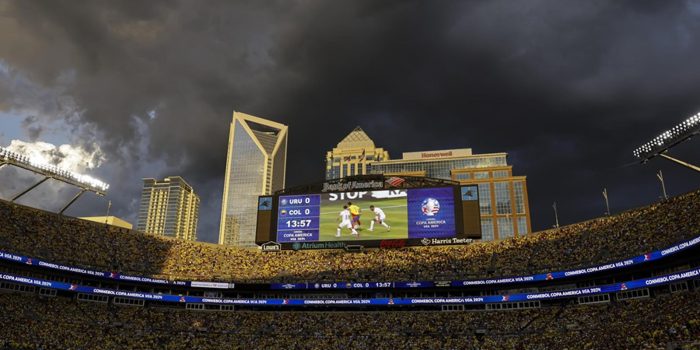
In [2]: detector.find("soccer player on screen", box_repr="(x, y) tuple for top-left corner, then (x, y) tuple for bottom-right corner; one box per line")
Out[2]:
(337, 205), (358, 237)
(368, 205), (391, 232)
(347, 201), (361, 230)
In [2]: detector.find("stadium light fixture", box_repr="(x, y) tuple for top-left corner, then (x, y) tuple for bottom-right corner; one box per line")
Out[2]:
(0, 145), (109, 213)
(633, 111), (700, 173)
(0, 146), (109, 193)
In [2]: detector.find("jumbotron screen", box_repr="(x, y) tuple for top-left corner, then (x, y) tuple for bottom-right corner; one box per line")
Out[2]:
(276, 188), (456, 243)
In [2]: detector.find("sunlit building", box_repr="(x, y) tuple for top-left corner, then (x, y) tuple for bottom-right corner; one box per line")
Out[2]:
(325, 127), (389, 179)
(326, 128), (531, 240)
(136, 176), (199, 241)
(79, 216), (133, 230)
(219, 112), (288, 247)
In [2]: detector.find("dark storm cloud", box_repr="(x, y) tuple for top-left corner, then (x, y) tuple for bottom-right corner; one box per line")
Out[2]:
(0, 0), (699, 241)
(20, 116), (43, 141)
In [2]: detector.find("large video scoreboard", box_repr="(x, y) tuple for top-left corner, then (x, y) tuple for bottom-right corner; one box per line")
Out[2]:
(256, 176), (481, 250)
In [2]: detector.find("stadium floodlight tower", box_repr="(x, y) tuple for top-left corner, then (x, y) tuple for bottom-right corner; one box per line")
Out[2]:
(633, 111), (700, 173)
(0, 146), (110, 214)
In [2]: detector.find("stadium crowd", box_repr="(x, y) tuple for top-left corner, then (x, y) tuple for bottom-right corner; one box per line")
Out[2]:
(0, 190), (699, 283)
(1, 290), (699, 349)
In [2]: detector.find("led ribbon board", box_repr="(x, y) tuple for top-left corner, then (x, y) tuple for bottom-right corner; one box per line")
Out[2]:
(2, 266), (699, 306)
(2, 234), (698, 290)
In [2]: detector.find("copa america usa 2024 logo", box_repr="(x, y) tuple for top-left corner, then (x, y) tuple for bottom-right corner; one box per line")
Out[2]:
(421, 198), (440, 216)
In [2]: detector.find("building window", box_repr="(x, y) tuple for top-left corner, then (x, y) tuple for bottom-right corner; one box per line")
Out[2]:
(494, 182), (512, 214)
(326, 166), (340, 180)
(493, 170), (509, 178)
(474, 171), (489, 179)
(454, 172), (471, 180)
(517, 216), (528, 235)
(342, 164), (348, 178)
(481, 218), (494, 241)
(514, 181), (525, 214)
(478, 184), (491, 215)
(498, 217), (514, 239)
(350, 164), (356, 175)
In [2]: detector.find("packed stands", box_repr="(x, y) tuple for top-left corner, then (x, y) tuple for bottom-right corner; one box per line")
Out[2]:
(1, 190), (699, 284)
(1, 290), (699, 349)
(1, 185), (699, 350)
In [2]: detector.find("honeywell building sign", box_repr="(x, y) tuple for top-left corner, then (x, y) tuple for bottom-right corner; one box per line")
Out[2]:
(402, 148), (472, 160)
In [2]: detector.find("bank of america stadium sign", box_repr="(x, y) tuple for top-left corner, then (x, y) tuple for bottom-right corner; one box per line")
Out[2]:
(321, 180), (384, 192)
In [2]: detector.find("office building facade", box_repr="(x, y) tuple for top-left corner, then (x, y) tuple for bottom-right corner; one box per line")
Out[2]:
(449, 165), (530, 241)
(136, 176), (199, 241)
(219, 112), (288, 247)
(325, 129), (531, 240)
(325, 127), (389, 179)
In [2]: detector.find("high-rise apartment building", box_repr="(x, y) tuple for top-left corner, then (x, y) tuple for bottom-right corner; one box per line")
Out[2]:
(325, 128), (531, 240)
(136, 176), (199, 241)
(219, 112), (288, 247)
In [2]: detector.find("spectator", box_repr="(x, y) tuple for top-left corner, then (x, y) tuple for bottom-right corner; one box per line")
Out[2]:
(0, 290), (699, 349)
(0, 190), (698, 284)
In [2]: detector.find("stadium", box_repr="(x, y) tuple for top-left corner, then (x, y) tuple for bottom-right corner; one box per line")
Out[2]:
(1, 177), (700, 348)
(3, 2), (700, 350)
(1, 63), (700, 350)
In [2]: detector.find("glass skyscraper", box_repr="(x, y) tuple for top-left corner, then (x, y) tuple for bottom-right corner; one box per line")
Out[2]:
(219, 112), (288, 247)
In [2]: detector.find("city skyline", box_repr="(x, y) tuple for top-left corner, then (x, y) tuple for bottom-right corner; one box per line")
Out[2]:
(0, 1), (699, 243)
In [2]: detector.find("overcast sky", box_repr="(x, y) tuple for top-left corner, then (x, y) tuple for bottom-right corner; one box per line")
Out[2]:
(1, 0), (699, 243)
